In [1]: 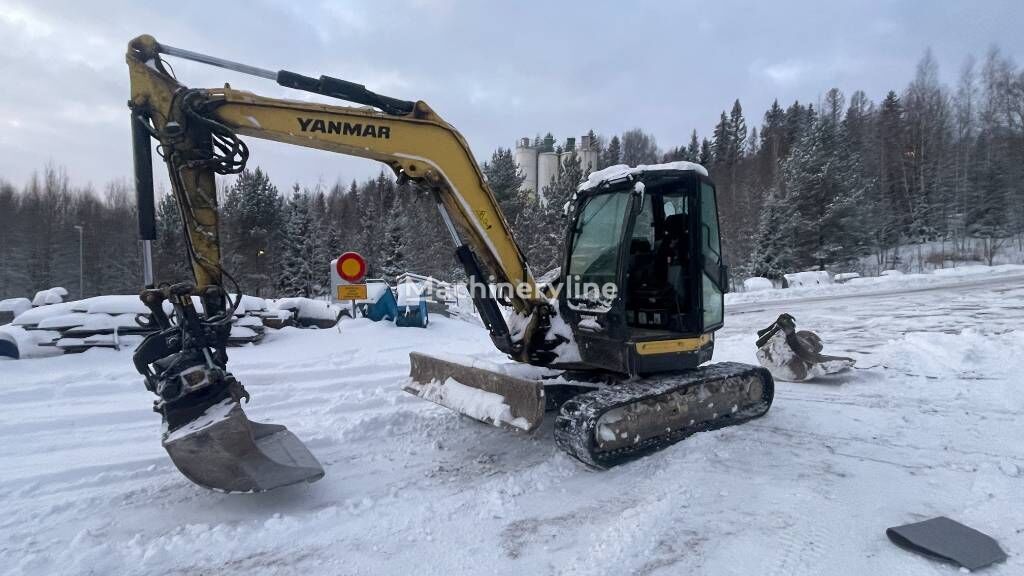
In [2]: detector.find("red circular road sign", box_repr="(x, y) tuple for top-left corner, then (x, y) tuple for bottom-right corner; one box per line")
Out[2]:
(336, 252), (367, 283)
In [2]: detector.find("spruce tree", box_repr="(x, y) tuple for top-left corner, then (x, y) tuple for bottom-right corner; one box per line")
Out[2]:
(482, 147), (526, 221)
(602, 135), (622, 168)
(686, 130), (701, 162)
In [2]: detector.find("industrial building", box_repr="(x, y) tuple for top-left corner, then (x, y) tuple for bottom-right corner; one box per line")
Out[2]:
(514, 133), (600, 204)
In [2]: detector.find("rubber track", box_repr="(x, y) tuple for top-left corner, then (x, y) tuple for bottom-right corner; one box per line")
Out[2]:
(553, 362), (774, 468)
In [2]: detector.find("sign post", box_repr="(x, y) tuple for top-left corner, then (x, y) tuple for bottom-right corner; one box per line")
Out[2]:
(331, 252), (368, 318)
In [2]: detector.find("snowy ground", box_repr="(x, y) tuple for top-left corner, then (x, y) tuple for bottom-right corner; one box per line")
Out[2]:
(3, 272), (1024, 575)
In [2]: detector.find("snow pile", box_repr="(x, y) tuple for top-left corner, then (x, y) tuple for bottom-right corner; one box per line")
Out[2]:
(270, 297), (341, 328)
(11, 301), (78, 327)
(5, 294), (272, 355)
(579, 161), (708, 191)
(784, 270), (832, 288)
(37, 312), (92, 331)
(833, 272), (861, 283)
(76, 295), (149, 315)
(31, 287), (68, 306)
(877, 329), (1024, 381)
(0, 297), (32, 319)
(229, 294), (268, 314)
(415, 377), (530, 431)
(727, 263), (1024, 306)
(75, 314), (143, 332)
(0, 324), (61, 358)
(743, 277), (774, 292)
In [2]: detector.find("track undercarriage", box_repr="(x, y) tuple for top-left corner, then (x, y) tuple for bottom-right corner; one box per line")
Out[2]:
(406, 353), (774, 467)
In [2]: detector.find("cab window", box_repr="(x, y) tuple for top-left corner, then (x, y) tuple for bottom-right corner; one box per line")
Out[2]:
(700, 182), (723, 328)
(567, 193), (630, 300)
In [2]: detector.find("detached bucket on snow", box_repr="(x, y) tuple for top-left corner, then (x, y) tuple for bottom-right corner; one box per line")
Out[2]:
(755, 313), (854, 382)
(162, 400), (324, 493)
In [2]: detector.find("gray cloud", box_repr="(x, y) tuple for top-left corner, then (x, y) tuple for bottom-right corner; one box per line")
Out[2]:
(1, 0), (1022, 192)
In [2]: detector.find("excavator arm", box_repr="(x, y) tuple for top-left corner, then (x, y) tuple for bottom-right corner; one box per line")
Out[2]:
(126, 35), (563, 493)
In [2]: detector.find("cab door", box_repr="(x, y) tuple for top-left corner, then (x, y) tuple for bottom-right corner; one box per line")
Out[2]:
(697, 179), (726, 331)
(560, 191), (633, 373)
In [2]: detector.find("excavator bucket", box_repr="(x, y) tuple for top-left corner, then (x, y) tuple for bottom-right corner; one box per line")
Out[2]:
(162, 399), (324, 493)
(404, 352), (546, 432)
(755, 313), (855, 382)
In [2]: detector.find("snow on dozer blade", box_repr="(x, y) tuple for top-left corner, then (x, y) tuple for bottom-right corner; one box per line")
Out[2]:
(755, 313), (854, 382)
(162, 399), (324, 493)
(554, 362), (774, 468)
(404, 352), (545, 433)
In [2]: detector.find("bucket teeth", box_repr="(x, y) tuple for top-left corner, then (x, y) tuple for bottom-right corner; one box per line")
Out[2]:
(162, 400), (324, 493)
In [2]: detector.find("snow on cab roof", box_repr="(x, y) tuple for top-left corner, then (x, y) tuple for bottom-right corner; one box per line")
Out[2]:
(578, 161), (709, 191)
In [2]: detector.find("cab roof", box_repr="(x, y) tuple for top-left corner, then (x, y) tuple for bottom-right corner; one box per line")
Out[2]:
(577, 161), (708, 193)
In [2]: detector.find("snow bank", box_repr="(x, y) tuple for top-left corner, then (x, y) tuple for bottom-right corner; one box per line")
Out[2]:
(31, 287), (68, 306)
(877, 329), (1024, 381)
(73, 295), (149, 315)
(270, 298), (341, 328)
(727, 264), (1024, 306)
(272, 298), (340, 320)
(229, 294), (267, 314)
(743, 277), (773, 292)
(0, 325), (61, 358)
(784, 270), (832, 288)
(75, 314), (143, 331)
(229, 326), (259, 340)
(0, 297), (32, 317)
(11, 301), (78, 326)
(36, 313), (92, 331)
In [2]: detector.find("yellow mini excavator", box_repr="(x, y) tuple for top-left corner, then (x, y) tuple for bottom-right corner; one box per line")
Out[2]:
(127, 35), (775, 492)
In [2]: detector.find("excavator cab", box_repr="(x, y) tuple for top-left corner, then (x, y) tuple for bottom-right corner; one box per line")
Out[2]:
(560, 167), (727, 376)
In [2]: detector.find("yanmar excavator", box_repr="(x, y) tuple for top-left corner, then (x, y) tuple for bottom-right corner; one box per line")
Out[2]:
(127, 35), (780, 493)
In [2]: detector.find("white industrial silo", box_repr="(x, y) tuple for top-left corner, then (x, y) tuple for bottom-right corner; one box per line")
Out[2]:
(577, 133), (599, 174)
(537, 151), (559, 205)
(514, 137), (538, 192)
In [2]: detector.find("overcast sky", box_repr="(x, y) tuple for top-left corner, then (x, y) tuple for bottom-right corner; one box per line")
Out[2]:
(1, 0), (1022, 193)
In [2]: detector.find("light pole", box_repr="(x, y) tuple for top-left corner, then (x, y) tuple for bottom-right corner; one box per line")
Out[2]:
(73, 225), (84, 299)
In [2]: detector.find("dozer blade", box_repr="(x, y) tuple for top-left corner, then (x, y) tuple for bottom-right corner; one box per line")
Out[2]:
(755, 313), (855, 382)
(162, 399), (324, 493)
(554, 362), (774, 468)
(404, 352), (545, 432)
